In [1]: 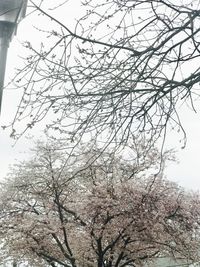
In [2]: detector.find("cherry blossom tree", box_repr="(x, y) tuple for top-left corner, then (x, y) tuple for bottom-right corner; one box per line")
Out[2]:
(4, 0), (200, 149)
(0, 140), (200, 267)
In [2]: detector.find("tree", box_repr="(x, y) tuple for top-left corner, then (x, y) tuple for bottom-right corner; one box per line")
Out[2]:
(5, 0), (200, 148)
(0, 140), (200, 267)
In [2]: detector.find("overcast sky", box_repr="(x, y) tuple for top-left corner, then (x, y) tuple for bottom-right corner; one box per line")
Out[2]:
(165, 109), (200, 190)
(0, 1), (200, 191)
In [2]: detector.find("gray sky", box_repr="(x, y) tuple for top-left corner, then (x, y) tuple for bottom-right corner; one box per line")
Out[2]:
(0, 1), (200, 191)
(165, 109), (200, 190)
